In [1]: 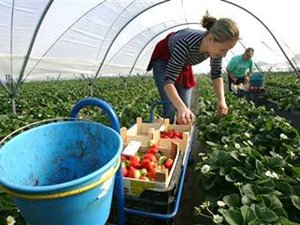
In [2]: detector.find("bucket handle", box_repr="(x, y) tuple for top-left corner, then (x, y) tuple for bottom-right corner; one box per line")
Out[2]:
(70, 97), (120, 133)
(0, 117), (69, 146)
(0, 157), (120, 200)
(71, 98), (126, 225)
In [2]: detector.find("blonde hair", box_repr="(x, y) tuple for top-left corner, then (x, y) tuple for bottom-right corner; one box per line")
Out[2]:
(201, 11), (239, 43)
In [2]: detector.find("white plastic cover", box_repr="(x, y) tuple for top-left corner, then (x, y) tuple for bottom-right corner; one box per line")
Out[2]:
(0, 0), (299, 82)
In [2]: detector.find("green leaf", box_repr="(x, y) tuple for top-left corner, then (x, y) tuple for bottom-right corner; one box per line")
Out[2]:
(292, 166), (300, 178)
(290, 195), (300, 210)
(241, 205), (257, 224)
(248, 220), (260, 225)
(223, 194), (241, 208)
(241, 195), (252, 205)
(205, 140), (218, 147)
(255, 159), (265, 173)
(242, 184), (258, 200)
(202, 176), (218, 191)
(261, 195), (282, 210)
(275, 181), (293, 196)
(218, 208), (243, 225)
(254, 205), (278, 223)
(225, 174), (235, 182)
(230, 151), (240, 162)
(272, 207), (288, 218)
(232, 167), (255, 180)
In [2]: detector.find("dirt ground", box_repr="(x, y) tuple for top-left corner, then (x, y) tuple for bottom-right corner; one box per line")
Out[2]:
(174, 128), (211, 225)
(174, 88), (210, 225)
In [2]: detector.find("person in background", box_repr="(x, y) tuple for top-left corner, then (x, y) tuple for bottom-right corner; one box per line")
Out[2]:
(146, 11), (240, 125)
(227, 47), (254, 92)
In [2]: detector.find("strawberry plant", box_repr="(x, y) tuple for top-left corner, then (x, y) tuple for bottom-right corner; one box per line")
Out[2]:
(194, 75), (300, 224)
(265, 72), (300, 111)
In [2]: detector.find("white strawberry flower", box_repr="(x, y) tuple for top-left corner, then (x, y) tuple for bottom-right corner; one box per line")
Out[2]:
(213, 214), (224, 224)
(234, 143), (241, 149)
(265, 170), (279, 179)
(201, 164), (211, 174)
(217, 200), (226, 207)
(6, 216), (16, 225)
(280, 133), (288, 140)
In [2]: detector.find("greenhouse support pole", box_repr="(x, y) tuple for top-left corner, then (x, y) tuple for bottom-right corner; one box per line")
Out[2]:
(93, 0), (171, 82)
(128, 22), (200, 76)
(220, 0), (300, 76)
(16, 1), (54, 87)
(11, 95), (16, 114)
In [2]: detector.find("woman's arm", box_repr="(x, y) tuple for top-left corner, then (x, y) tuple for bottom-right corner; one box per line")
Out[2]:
(164, 83), (194, 124)
(212, 77), (228, 115)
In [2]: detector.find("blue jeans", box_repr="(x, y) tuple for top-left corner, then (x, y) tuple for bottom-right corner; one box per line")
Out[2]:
(152, 60), (192, 122)
(228, 75), (245, 92)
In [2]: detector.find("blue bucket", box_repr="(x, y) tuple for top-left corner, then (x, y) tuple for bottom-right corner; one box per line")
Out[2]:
(0, 118), (122, 224)
(250, 72), (264, 87)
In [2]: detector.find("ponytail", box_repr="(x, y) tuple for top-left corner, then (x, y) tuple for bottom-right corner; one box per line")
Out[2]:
(201, 11), (239, 43)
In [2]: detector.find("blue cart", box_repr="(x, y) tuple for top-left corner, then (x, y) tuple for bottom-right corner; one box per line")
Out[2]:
(108, 100), (195, 225)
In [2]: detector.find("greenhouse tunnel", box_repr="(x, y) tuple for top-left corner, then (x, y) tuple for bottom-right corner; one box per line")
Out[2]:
(1, 0), (299, 83)
(0, 1), (300, 225)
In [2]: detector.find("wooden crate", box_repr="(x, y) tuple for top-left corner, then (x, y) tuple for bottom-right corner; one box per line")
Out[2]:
(122, 142), (180, 197)
(157, 118), (192, 152)
(121, 117), (162, 146)
(128, 117), (164, 135)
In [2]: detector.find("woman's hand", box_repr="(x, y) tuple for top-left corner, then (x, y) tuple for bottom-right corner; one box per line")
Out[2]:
(176, 107), (195, 125)
(217, 99), (228, 116)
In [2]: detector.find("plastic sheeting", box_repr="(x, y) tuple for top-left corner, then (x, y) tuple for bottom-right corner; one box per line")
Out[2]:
(0, 0), (299, 82)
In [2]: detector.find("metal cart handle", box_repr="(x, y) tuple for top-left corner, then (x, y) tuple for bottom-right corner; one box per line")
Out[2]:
(149, 100), (172, 123)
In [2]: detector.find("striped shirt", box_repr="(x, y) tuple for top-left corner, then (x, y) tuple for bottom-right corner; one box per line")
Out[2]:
(165, 28), (223, 84)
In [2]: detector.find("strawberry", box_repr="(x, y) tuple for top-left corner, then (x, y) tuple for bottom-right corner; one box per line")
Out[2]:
(147, 146), (158, 155)
(160, 134), (167, 138)
(121, 154), (127, 162)
(147, 168), (156, 181)
(127, 166), (141, 179)
(161, 130), (183, 139)
(129, 155), (140, 168)
(122, 165), (128, 177)
(164, 158), (173, 169)
(140, 158), (152, 171)
(167, 130), (174, 138)
(143, 153), (157, 162)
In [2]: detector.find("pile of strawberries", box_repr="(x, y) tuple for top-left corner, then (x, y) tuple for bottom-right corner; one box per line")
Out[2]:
(122, 145), (174, 181)
(160, 129), (183, 139)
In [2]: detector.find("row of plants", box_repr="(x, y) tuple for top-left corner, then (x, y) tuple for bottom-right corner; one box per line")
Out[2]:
(264, 72), (300, 111)
(195, 76), (300, 224)
(0, 75), (160, 225)
(0, 76), (160, 140)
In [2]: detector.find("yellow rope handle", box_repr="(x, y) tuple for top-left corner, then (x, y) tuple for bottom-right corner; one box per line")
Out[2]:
(0, 117), (71, 145)
(0, 157), (120, 200)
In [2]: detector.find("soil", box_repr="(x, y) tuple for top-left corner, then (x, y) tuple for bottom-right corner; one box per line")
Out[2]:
(174, 127), (210, 225)
(174, 88), (210, 225)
